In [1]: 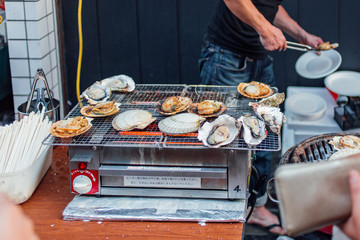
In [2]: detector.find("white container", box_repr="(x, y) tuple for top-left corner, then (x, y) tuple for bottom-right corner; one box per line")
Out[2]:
(0, 145), (52, 204)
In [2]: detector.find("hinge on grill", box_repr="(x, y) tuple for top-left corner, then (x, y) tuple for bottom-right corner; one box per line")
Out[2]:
(70, 153), (94, 163)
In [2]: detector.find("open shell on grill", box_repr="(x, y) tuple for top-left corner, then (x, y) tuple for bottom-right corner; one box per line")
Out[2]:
(99, 74), (135, 92)
(81, 82), (111, 104)
(112, 109), (155, 131)
(50, 116), (93, 138)
(157, 96), (193, 115)
(198, 114), (240, 148)
(158, 113), (205, 135)
(188, 100), (226, 117)
(237, 81), (273, 99)
(329, 135), (360, 151)
(250, 105), (286, 134)
(81, 101), (120, 117)
(250, 93), (285, 108)
(238, 114), (266, 146)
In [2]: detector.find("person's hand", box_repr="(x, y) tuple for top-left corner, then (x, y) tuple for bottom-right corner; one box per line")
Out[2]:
(259, 25), (287, 51)
(0, 193), (39, 240)
(338, 170), (360, 240)
(300, 33), (323, 48)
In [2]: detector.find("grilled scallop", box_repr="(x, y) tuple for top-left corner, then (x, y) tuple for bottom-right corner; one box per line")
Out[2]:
(197, 100), (222, 115)
(160, 96), (192, 114)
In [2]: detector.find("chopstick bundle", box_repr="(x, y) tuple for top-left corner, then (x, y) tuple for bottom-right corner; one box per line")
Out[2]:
(0, 111), (52, 174)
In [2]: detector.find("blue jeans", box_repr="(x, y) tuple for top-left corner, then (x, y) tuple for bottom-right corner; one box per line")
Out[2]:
(199, 42), (275, 87)
(199, 41), (274, 205)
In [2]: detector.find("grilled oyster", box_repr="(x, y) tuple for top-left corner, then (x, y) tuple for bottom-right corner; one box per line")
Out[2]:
(99, 74), (135, 92)
(250, 93), (285, 107)
(198, 114), (240, 148)
(329, 135), (360, 151)
(158, 113), (205, 135)
(81, 101), (120, 117)
(112, 110), (155, 131)
(237, 81), (273, 99)
(238, 114), (266, 146)
(81, 82), (111, 104)
(159, 96), (192, 115)
(250, 105), (286, 134)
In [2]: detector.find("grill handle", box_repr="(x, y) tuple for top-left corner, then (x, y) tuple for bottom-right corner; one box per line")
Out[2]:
(266, 177), (280, 203)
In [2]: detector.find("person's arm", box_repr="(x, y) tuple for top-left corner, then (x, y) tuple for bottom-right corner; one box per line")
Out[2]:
(223, 0), (287, 51)
(273, 6), (323, 48)
(338, 170), (360, 240)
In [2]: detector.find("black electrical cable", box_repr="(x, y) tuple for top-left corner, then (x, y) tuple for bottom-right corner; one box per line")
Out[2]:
(245, 165), (268, 222)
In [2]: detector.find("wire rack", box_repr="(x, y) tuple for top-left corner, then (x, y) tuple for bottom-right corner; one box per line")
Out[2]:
(43, 84), (280, 151)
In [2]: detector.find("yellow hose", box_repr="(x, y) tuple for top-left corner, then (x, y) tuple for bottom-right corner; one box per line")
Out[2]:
(0, 15), (3, 25)
(76, 0), (83, 102)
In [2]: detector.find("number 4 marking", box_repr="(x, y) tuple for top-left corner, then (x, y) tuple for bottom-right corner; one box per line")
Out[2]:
(233, 185), (241, 192)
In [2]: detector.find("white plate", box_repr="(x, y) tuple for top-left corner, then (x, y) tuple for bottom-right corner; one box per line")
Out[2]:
(285, 93), (327, 120)
(295, 49), (342, 79)
(324, 70), (360, 96)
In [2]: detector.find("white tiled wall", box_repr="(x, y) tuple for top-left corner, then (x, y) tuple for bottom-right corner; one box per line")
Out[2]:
(5, 0), (63, 119)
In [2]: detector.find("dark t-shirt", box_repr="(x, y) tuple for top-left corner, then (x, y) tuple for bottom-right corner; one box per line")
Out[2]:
(207, 0), (283, 59)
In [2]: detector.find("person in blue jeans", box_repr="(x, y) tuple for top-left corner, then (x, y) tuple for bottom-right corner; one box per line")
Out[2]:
(199, 0), (324, 235)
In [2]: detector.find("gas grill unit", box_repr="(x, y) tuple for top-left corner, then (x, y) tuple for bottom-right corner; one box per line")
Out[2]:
(43, 85), (280, 200)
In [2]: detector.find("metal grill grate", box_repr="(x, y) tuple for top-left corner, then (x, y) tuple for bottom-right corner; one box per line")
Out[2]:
(43, 84), (280, 151)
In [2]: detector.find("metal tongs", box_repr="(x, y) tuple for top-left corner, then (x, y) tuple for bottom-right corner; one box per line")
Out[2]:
(286, 41), (339, 52)
(25, 68), (55, 114)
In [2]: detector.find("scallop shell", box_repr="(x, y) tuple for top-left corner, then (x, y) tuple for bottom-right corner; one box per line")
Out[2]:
(50, 117), (93, 138)
(112, 110), (155, 131)
(157, 96), (193, 115)
(81, 82), (111, 104)
(237, 81), (273, 99)
(238, 115), (266, 146)
(99, 74), (135, 92)
(158, 113), (206, 135)
(198, 114), (240, 148)
(81, 102), (120, 117)
(249, 93), (285, 108)
(251, 105), (286, 134)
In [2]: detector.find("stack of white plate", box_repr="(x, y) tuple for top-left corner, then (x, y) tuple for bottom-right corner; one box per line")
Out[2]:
(285, 93), (327, 121)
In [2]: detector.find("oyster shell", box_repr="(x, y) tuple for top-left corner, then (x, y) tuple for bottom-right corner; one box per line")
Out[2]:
(238, 114), (266, 146)
(99, 74), (135, 92)
(159, 96), (192, 115)
(251, 105), (286, 134)
(81, 82), (111, 104)
(198, 114), (240, 148)
(158, 113), (205, 135)
(249, 93), (285, 108)
(329, 135), (360, 151)
(112, 110), (155, 131)
(237, 81), (273, 99)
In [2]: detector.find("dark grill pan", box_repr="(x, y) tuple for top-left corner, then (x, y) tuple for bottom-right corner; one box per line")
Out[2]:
(280, 132), (360, 164)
